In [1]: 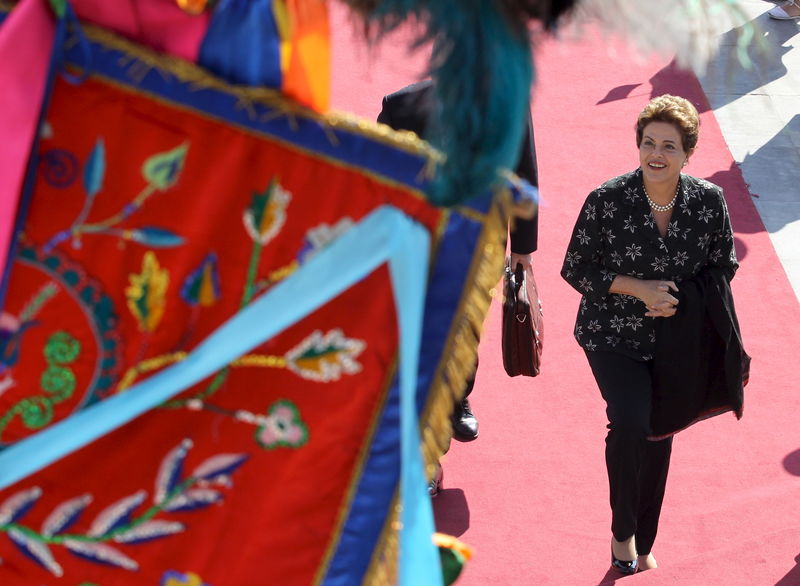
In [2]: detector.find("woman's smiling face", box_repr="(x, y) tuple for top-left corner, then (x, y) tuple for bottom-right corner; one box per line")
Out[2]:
(639, 121), (692, 188)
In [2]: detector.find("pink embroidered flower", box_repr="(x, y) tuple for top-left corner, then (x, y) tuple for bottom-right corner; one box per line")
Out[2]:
(256, 401), (308, 449)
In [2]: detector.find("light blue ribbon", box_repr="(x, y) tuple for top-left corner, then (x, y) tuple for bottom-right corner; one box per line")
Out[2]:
(388, 208), (443, 586)
(0, 205), (442, 584)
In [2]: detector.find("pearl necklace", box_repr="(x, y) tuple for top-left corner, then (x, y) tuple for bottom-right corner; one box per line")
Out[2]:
(643, 182), (680, 212)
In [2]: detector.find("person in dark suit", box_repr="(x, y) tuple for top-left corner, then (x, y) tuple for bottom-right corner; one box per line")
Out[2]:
(378, 80), (539, 491)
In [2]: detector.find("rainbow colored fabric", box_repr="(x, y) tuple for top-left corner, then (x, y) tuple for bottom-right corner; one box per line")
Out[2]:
(0, 6), (514, 584)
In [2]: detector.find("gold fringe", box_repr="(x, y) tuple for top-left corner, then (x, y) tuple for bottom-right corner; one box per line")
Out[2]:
(362, 188), (513, 585)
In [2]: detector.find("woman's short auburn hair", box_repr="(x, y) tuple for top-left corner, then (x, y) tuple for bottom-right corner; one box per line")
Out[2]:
(636, 94), (700, 152)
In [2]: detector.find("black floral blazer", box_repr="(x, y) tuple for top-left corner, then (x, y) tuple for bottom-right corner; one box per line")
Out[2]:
(561, 168), (738, 360)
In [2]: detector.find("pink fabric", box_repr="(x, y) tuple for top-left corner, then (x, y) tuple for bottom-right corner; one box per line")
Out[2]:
(0, 0), (55, 285)
(71, 0), (209, 62)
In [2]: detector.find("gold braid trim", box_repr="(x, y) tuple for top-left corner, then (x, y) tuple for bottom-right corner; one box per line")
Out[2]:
(362, 188), (513, 585)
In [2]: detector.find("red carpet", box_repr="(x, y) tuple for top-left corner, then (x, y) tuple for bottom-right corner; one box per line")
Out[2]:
(331, 9), (800, 585)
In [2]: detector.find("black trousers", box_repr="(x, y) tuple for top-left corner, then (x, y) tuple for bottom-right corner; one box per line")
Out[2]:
(586, 350), (673, 556)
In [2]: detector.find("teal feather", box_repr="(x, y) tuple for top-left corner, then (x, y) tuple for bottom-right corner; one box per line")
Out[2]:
(367, 0), (533, 206)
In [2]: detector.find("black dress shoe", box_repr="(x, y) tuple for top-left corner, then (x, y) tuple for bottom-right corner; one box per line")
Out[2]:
(611, 551), (638, 575)
(451, 398), (478, 442)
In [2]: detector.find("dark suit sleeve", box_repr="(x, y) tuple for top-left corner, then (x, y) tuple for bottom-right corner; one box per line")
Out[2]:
(509, 112), (539, 254)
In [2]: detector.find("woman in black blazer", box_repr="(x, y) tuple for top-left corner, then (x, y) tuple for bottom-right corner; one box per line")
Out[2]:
(561, 94), (745, 574)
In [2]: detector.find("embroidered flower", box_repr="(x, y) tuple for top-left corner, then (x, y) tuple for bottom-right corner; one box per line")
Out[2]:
(578, 277), (593, 292)
(297, 218), (354, 263)
(576, 228), (591, 245)
(256, 401), (308, 449)
(126, 252), (169, 333)
(623, 216), (637, 233)
(609, 315), (625, 332)
(610, 251), (623, 267)
(588, 320), (602, 333)
(243, 179), (291, 245)
(584, 203), (596, 221)
(602, 201), (617, 218)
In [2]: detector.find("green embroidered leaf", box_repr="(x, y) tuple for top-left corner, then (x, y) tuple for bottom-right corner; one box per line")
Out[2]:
(83, 138), (105, 199)
(284, 329), (366, 382)
(243, 179), (291, 245)
(142, 143), (189, 190)
(181, 254), (220, 307)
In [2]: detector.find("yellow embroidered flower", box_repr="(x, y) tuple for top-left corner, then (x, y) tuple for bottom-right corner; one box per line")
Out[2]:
(126, 252), (169, 333)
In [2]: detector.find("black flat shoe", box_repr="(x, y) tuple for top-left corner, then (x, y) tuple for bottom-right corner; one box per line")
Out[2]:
(611, 551), (638, 575)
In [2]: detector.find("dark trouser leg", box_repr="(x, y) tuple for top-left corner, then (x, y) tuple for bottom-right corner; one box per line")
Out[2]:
(635, 436), (672, 555)
(462, 355), (477, 398)
(447, 356), (479, 447)
(585, 351), (672, 552)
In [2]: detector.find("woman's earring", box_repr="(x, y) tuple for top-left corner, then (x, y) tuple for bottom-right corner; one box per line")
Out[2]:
(683, 159), (689, 167)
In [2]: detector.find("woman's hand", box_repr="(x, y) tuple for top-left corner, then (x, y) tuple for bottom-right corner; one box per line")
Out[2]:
(610, 276), (679, 318)
(640, 280), (679, 318)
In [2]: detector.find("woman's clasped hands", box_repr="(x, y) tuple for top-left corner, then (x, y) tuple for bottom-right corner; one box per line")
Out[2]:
(641, 280), (679, 318)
